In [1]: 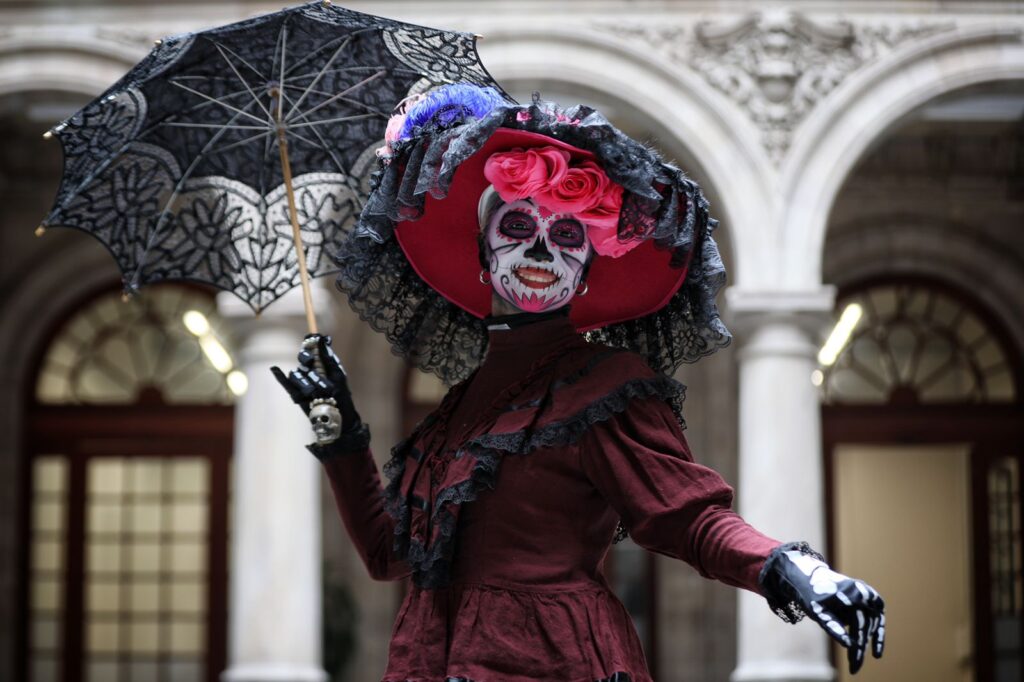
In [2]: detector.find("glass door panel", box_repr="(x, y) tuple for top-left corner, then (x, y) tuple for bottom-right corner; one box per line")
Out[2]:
(988, 455), (1022, 681)
(833, 443), (974, 682)
(28, 456), (69, 682)
(83, 457), (210, 682)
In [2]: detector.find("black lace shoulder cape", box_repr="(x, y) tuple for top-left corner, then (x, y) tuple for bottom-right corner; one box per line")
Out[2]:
(335, 94), (731, 385)
(381, 341), (687, 589)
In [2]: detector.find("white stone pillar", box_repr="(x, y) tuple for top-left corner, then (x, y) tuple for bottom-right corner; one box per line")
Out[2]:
(726, 288), (836, 682)
(219, 288), (328, 682)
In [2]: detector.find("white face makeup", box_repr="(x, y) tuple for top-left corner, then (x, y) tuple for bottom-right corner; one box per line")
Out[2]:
(484, 198), (593, 313)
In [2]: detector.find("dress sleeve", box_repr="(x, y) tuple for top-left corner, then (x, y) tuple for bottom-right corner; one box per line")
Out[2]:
(320, 447), (412, 582)
(578, 395), (781, 594)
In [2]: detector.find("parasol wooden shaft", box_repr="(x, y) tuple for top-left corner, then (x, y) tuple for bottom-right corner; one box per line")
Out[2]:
(276, 126), (319, 335)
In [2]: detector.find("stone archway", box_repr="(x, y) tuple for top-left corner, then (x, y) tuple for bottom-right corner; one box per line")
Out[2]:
(0, 242), (122, 681)
(783, 25), (1024, 289)
(0, 33), (150, 681)
(0, 33), (145, 98)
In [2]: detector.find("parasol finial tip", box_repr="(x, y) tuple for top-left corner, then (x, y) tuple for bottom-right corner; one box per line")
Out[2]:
(475, 33), (484, 40)
(34, 225), (46, 237)
(154, 38), (162, 46)
(322, 0), (332, 6)
(42, 130), (53, 140)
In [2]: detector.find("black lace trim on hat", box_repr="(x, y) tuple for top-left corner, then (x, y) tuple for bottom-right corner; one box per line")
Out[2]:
(757, 540), (828, 624)
(336, 94), (731, 386)
(383, 373), (686, 590)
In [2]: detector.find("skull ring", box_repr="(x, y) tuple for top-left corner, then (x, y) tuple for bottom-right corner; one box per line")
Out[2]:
(309, 397), (342, 445)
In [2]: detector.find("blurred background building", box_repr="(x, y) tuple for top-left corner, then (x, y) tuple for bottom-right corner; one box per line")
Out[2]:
(0, 1), (1022, 681)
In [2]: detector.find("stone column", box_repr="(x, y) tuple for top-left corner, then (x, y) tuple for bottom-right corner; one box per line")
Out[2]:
(219, 288), (328, 682)
(726, 288), (836, 682)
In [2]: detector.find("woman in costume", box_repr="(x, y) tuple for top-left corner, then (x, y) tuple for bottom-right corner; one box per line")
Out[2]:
(273, 85), (886, 682)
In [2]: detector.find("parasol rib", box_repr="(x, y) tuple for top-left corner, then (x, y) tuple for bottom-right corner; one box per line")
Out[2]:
(287, 113), (377, 129)
(287, 69), (386, 122)
(282, 83), (390, 117)
(169, 80), (268, 126)
(162, 122), (269, 131)
(277, 87), (351, 180)
(213, 42), (275, 120)
(285, 35), (353, 120)
(205, 130), (275, 157)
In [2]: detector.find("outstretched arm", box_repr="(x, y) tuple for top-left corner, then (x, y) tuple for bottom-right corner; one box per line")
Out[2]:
(579, 394), (885, 674)
(579, 394), (780, 592)
(272, 334), (411, 581)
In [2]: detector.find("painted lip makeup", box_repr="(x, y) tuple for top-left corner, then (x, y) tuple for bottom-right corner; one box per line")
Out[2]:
(513, 265), (561, 290)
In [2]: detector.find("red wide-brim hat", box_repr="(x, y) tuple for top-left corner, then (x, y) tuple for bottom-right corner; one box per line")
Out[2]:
(337, 88), (730, 385)
(395, 129), (691, 332)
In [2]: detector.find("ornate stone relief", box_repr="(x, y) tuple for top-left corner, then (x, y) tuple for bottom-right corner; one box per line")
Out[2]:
(598, 9), (953, 163)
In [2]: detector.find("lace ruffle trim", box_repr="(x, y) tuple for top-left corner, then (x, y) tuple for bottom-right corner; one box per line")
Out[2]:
(757, 540), (827, 624)
(383, 373), (686, 589)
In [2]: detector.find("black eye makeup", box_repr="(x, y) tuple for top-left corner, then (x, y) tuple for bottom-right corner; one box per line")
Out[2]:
(498, 210), (537, 240)
(548, 219), (586, 248)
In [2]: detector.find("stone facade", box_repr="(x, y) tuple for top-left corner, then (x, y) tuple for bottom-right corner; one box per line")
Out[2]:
(0, 2), (1022, 682)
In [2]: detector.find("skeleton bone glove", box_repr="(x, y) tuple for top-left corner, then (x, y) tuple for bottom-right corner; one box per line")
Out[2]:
(759, 542), (886, 675)
(270, 334), (370, 458)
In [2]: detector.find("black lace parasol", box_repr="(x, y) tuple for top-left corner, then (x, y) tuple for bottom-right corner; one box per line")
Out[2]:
(40, 0), (510, 330)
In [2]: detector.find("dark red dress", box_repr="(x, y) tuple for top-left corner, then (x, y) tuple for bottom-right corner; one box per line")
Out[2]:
(322, 314), (782, 682)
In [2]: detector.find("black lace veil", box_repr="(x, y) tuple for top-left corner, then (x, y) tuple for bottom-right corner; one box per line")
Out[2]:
(336, 93), (731, 384)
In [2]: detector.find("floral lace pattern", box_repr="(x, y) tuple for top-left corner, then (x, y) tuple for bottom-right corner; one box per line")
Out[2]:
(44, 1), (507, 312)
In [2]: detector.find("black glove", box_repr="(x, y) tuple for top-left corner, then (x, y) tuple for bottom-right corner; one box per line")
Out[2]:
(759, 542), (886, 675)
(270, 334), (369, 458)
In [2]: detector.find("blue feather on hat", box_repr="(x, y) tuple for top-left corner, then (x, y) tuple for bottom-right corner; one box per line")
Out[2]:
(398, 84), (506, 140)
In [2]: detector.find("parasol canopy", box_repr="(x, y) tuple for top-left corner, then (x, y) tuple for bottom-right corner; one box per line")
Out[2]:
(41, 0), (510, 328)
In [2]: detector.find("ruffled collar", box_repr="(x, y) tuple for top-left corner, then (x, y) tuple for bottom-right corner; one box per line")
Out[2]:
(482, 307), (578, 367)
(382, 333), (687, 589)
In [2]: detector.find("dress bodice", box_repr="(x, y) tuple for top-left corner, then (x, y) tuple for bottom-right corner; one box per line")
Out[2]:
(320, 312), (782, 681)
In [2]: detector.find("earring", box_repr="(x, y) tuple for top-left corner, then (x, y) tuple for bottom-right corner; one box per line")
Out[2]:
(479, 269), (491, 285)
(576, 281), (589, 296)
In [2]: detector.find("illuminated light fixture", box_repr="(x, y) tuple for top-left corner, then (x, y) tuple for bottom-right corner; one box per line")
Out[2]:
(227, 370), (249, 396)
(811, 369), (824, 387)
(183, 309), (241, 385)
(199, 335), (234, 373)
(817, 303), (863, 366)
(183, 310), (211, 336)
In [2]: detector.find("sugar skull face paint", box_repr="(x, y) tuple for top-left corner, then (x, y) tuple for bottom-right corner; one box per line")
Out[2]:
(484, 198), (593, 313)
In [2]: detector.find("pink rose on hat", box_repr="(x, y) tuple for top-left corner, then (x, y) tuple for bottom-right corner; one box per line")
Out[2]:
(483, 147), (569, 202)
